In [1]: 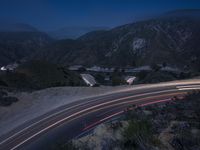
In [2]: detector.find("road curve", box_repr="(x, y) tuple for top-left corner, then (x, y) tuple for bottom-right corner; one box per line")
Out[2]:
(1, 79), (200, 150)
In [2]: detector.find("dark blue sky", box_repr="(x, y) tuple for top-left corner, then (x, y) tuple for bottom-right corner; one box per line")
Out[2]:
(0, 0), (200, 30)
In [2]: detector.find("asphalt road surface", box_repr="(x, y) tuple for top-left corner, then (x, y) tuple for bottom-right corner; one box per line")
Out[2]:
(1, 79), (200, 150)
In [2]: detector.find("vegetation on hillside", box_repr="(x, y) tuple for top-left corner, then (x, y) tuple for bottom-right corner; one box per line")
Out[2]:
(0, 90), (19, 106)
(61, 91), (200, 150)
(35, 13), (200, 72)
(0, 60), (85, 90)
(0, 32), (52, 66)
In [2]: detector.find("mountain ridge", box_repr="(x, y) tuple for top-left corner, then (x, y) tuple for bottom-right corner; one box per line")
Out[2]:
(0, 23), (38, 32)
(48, 26), (109, 40)
(35, 9), (200, 72)
(0, 31), (53, 66)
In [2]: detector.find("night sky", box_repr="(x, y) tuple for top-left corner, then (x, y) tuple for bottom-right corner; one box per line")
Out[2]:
(0, 0), (200, 30)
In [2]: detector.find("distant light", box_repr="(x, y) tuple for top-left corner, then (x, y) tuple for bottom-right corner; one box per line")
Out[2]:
(0, 66), (6, 71)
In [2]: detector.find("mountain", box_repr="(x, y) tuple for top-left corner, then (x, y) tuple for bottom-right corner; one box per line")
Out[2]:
(0, 23), (38, 32)
(48, 26), (109, 39)
(35, 9), (200, 71)
(0, 31), (53, 66)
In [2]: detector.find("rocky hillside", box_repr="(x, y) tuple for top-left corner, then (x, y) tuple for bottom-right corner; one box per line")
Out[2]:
(65, 91), (200, 150)
(37, 9), (200, 72)
(0, 31), (52, 66)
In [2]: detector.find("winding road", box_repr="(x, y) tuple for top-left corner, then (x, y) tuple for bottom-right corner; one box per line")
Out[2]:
(1, 79), (200, 150)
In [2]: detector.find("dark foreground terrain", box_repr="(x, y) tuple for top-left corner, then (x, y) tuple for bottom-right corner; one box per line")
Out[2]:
(61, 91), (200, 150)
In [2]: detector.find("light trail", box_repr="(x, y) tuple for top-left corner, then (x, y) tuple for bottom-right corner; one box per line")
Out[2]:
(139, 98), (172, 107)
(0, 89), (179, 146)
(2, 81), (200, 146)
(1, 80), (200, 150)
(82, 111), (124, 131)
(10, 92), (183, 150)
(178, 87), (200, 91)
(83, 97), (176, 131)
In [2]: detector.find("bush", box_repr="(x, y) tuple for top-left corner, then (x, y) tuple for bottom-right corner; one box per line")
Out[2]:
(150, 63), (161, 72)
(0, 60), (86, 90)
(122, 120), (153, 149)
(95, 74), (105, 84)
(0, 96), (19, 106)
(0, 79), (8, 87)
(52, 141), (78, 150)
(111, 75), (125, 86)
(137, 70), (149, 80)
(0, 91), (8, 97)
(140, 71), (176, 83)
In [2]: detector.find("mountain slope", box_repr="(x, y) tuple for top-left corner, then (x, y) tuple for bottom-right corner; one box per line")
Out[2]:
(36, 10), (200, 71)
(0, 31), (52, 66)
(0, 23), (38, 32)
(48, 26), (109, 39)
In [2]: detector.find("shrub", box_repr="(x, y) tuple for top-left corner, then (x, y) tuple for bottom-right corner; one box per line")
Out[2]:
(0, 91), (8, 97)
(0, 79), (8, 87)
(122, 120), (153, 149)
(0, 96), (19, 106)
(0, 60), (86, 90)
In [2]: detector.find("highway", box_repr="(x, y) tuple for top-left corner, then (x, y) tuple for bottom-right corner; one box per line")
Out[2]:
(0, 79), (200, 150)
